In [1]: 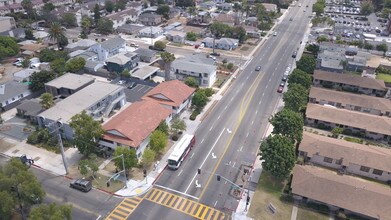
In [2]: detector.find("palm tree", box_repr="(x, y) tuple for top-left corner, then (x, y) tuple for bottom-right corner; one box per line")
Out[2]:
(48, 22), (67, 50)
(160, 52), (176, 81)
(40, 93), (55, 109)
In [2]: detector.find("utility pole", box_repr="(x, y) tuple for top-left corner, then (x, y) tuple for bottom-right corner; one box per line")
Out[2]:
(47, 121), (68, 174)
(106, 154), (127, 188)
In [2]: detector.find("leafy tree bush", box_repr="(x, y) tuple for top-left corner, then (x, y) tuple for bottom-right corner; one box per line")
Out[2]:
(96, 18), (114, 35)
(39, 48), (69, 62)
(184, 77), (198, 88)
(113, 147), (138, 171)
(192, 90), (208, 109)
(50, 58), (66, 75)
(186, 32), (197, 41)
(156, 121), (169, 135)
(30, 70), (55, 92)
(283, 83), (309, 112)
(149, 130), (168, 154)
(0, 36), (19, 60)
(141, 148), (156, 167)
(30, 203), (72, 220)
(288, 69), (312, 89)
(270, 108), (304, 143)
(296, 54), (316, 74)
(227, 63), (234, 70)
(40, 93), (54, 109)
(65, 57), (86, 73)
(154, 41), (166, 51)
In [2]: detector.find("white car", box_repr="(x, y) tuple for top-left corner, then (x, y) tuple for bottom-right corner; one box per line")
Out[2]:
(273, 32), (277, 36)
(117, 80), (126, 85)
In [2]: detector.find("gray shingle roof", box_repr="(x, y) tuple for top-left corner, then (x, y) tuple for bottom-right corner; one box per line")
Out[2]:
(172, 56), (216, 74)
(0, 81), (30, 103)
(134, 48), (156, 58)
(101, 37), (125, 51)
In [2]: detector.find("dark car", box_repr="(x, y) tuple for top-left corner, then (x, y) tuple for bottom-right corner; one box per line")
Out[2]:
(292, 51), (297, 58)
(70, 179), (92, 192)
(289, 18), (293, 21)
(282, 75), (288, 82)
(210, 52), (221, 57)
(277, 86), (284, 93)
(148, 45), (165, 51)
(255, 66), (261, 71)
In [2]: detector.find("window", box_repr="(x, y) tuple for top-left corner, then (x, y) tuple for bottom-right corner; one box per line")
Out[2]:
(360, 166), (370, 172)
(203, 73), (208, 77)
(373, 169), (383, 176)
(335, 159), (343, 165)
(323, 157), (333, 163)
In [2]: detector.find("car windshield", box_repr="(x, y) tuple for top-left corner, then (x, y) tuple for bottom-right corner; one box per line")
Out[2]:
(168, 159), (177, 166)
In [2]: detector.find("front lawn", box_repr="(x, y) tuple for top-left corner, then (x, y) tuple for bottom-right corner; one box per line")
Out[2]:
(376, 73), (391, 83)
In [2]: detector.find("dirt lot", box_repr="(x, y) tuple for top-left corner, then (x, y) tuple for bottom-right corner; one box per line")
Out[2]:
(0, 62), (22, 83)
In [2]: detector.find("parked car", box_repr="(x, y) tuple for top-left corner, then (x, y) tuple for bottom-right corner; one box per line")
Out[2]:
(292, 51), (297, 58)
(277, 86), (284, 93)
(280, 81), (286, 87)
(210, 52), (221, 57)
(282, 75), (288, 82)
(70, 179), (92, 192)
(117, 80), (126, 85)
(255, 66), (261, 71)
(148, 45), (165, 51)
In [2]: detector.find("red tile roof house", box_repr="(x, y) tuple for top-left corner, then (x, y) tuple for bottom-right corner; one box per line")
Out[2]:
(99, 100), (172, 158)
(142, 80), (196, 116)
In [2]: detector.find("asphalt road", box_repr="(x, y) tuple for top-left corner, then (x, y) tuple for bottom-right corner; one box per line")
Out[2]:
(129, 1), (315, 219)
(0, 155), (121, 220)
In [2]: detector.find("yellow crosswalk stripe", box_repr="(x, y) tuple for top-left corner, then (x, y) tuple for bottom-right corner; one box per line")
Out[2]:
(144, 188), (229, 220)
(105, 196), (143, 220)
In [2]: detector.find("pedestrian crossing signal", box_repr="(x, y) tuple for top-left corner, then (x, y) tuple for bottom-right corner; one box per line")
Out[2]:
(217, 175), (221, 181)
(198, 168), (201, 174)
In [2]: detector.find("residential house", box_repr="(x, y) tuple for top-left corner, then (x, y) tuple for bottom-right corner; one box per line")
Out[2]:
(19, 43), (48, 57)
(107, 8), (139, 29)
(171, 55), (217, 87)
(218, 3), (232, 11)
(191, 11), (212, 25)
(142, 80), (195, 115)
(117, 24), (145, 35)
(38, 82), (126, 139)
(242, 25), (261, 38)
(0, 27), (25, 39)
(291, 165), (391, 220)
(105, 52), (139, 73)
(199, 1), (216, 10)
(13, 69), (37, 82)
(202, 37), (239, 50)
(89, 37), (126, 61)
(65, 39), (97, 53)
(134, 48), (157, 63)
(299, 132), (391, 182)
(309, 87), (391, 117)
(44, 73), (95, 98)
(16, 99), (44, 123)
(317, 50), (345, 73)
(165, 30), (186, 44)
(214, 0), (225, 3)
(99, 100), (172, 158)
(305, 103), (391, 143)
(163, 22), (182, 32)
(0, 81), (32, 111)
(0, 16), (16, 32)
(313, 70), (388, 97)
(131, 66), (160, 80)
(261, 3), (277, 12)
(138, 13), (162, 26)
(138, 26), (163, 38)
(245, 17), (258, 27)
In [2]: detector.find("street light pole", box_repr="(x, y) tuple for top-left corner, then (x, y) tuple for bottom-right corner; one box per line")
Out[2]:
(47, 120), (68, 174)
(121, 154), (127, 185)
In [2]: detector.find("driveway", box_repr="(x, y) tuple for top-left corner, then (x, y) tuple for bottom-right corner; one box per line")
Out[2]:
(0, 116), (34, 141)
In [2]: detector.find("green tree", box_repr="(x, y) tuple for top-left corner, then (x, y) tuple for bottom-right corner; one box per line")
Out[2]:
(93, 4), (101, 23)
(331, 127), (344, 138)
(149, 130), (168, 153)
(78, 154), (99, 177)
(81, 16), (93, 36)
(113, 147), (138, 171)
(65, 57), (86, 73)
(260, 135), (296, 178)
(50, 58), (66, 75)
(316, 35), (328, 43)
(0, 191), (14, 219)
(227, 63), (234, 70)
(376, 43), (388, 55)
(288, 69), (312, 89)
(170, 118), (186, 137)
(186, 32), (197, 41)
(312, 1), (325, 16)
(105, 0), (115, 13)
(39, 48), (69, 62)
(283, 83), (309, 112)
(40, 93), (54, 109)
(210, 22), (229, 53)
(115, 0), (126, 11)
(270, 108), (304, 143)
(48, 22), (67, 50)
(21, 58), (30, 68)
(156, 4), (170, 19)
(192, 90), (208, 109)
(296, 54), (316, 74)
(21, 0), (35, 20)
(184, 77), (198, 88)
(42, 2), (55, 12)
(120, 68), (130, 78)
(156, 121), (169, 135)
(160, 52), (175, 80)
(154, 40), (166, 50)
(30, 203), (72, 220)
(61, 13), (78, 28)
(25, 28), (35, 40)
(1, 158), (46, 213)
(0, 36), (19, 60)
(306, 44), (320, 55)
(141, 148), (156, 167)
(96, 18), (114, 35)
(30, 70), (55, 92)
(360, 0), (374, 16)
(69, 111), (104, 156)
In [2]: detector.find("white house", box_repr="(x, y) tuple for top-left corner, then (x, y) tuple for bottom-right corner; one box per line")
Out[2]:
(88, 37), (126, 61)
(0, 81), (32, 111)
(165, 30), (186, 44)
(107, 8), (139, 29)
(202, 37), (239, 50)
(138, 26), (163, 38)
(171, 55), (217, 87)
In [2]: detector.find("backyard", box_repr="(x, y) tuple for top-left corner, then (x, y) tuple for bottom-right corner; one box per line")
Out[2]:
(376, 73), (391, 83)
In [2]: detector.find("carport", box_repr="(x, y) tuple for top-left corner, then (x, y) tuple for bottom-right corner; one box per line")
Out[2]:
(131, 66), (160, 80)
